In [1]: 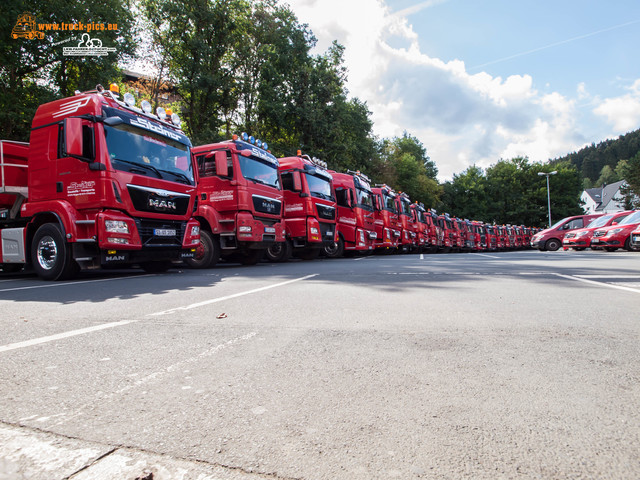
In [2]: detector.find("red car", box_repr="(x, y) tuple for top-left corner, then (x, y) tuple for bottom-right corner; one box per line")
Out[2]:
(590, 210), (640, 251)
(562, 211), (632, 250)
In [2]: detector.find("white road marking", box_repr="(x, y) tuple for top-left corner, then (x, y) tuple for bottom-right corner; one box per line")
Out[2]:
(474, 253), (501, 258)
(420, 254), (424, 260)
(0, 320), (135, 354)
(149, 274), (318, 316)
(52, 332), (257, 427)
(552, 273), (640, 294)
(0, 274), (153, 292)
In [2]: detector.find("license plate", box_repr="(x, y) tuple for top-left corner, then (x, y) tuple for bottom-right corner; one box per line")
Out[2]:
(154, 229), (176, 236)
(633, 235), (640, 242)
(264, 227), (276, 233)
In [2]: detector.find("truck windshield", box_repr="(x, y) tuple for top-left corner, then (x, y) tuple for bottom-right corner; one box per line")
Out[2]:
(305, 173), (333, 200)
(382, 192), (396, 212)
(238, 155), (279, 188)
(400, 199), (411, 215)
(105, 123), (194, 185)
(356, 186), (373, 210)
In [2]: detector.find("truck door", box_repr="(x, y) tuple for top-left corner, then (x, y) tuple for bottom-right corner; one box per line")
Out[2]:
(58, 119), (103, 209)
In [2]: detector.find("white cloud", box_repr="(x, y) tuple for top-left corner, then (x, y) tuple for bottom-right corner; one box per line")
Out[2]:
(593, 79), (640, 132)
(282, 0), (594, 180)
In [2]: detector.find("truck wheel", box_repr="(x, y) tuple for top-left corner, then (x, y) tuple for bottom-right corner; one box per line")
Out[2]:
(141, 261), (172, 273)
(31, 223), (79, 281)
(185, 230), (220, 268)
(545, 239), (561, 251)
(265, 240), (292, 262)
(324, 237), (344, 258)
(241, 249), (264, 265)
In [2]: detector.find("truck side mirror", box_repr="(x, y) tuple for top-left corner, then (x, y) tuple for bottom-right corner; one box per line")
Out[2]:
(215, 151), (228, 177)
(64, 117), (84, 159)
(292, 171), (302, 192)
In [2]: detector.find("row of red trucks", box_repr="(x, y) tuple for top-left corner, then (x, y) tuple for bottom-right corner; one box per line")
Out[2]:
(0, 85), (559, 281)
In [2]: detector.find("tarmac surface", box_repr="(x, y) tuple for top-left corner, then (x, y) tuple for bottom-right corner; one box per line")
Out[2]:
(1, 249), (639, 479)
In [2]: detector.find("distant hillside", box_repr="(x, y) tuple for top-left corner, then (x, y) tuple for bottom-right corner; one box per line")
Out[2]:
(550, 129), (640, 187)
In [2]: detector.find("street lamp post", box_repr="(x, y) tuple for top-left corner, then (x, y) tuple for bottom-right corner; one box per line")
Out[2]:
(538, 171), (557, 228)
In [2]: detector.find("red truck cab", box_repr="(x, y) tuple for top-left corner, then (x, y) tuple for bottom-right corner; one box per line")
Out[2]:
(590, 210), (640, 251)
(371, 184), (401, 252)
(189, 133), (285, 267)
(266, 153), (336, 261)
(396, 192), (418, 252)
(531, 214), (603, 251)
(324, 170), (376, 257)
(0, 84), (200, 279)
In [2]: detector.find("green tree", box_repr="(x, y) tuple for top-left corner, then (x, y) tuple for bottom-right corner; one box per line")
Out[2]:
(594, 165), (620, 187)
(618, 152), (640, 208)
(376, 133), (441, 207)
(439, 165), (487, 220)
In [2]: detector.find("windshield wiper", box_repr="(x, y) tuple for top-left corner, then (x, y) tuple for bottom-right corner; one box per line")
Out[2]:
(247, 177), (269, 186)
(311, 191), (333, 201)
(159, 169), (192, 184)
(112, 158), (162, 178)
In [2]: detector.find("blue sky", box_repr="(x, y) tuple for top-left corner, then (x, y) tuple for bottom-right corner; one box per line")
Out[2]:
(282, 0), (640, 180)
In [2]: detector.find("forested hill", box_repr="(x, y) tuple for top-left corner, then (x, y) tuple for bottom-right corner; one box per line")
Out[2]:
(550, 129), (640, 187)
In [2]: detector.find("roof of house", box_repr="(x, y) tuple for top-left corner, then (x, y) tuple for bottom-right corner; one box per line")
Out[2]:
(583, 180), (626, 210)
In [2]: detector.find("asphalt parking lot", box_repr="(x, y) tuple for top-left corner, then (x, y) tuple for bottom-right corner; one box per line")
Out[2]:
(1, 249), (639, 479)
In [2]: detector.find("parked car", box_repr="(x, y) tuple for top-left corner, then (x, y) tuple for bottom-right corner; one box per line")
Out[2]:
(562, 211), (632, 250)
(630, 223), (640, 250)
(590, 210), (640, 252)
(531, 214), (603, 251)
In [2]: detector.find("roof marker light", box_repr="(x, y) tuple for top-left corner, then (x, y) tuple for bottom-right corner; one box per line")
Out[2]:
(241, 132), (249, 141)
(156, 107), (167, 120)
(109, 84), (120, 94)
(123, 92), (136, 107)
(249, 136), (255, 144)
(262, 142), (268, 151)
(171, 113), (181, 128)
(141, 100), (152, 114)
(256, 139), (262, 148)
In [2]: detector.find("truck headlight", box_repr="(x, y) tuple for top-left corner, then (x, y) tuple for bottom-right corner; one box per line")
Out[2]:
(107, 237), (129, 244)
(190, 225), (200, 236)
(310, 227), (319, 234)
(105, 220), (129, 233)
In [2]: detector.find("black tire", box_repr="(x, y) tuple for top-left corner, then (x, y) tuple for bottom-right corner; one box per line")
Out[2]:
(545, 238), (561, 251)
(184, 230), (220, 268)
(141, 261), (172, 273)
(324, 236), (344, 258)
(31, 223), (79, 281)
(265, 240), (292, 262)
(241, 249), (264, 265)
(623, 237), (639, 252)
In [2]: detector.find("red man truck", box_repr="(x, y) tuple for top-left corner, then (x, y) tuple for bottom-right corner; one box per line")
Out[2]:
(188, 133), (285, 267)
(265, 152), (336, 261)
(0, 84), (200, 280)
(324, 170), (376, 257)
(396, 192), (418, 252)
(371, 184), (401, 252)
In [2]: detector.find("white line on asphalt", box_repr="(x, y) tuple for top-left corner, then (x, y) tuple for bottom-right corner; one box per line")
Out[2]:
(0, 320), (136, 354)
(420, 254), (424, 260)
(149, 274), (318, 316)
(551, 273), (640, 294)
(576, 275), (640, 279)
(52, 332), (258, 427)
(0, 274), (153, 292)
(474, 253), (501, 258)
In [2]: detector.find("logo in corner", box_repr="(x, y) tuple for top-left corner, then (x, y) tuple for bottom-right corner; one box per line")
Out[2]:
(12, 13), (44, 40)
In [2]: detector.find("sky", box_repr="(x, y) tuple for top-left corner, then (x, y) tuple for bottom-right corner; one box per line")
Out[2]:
(279, 0), (640, 181)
